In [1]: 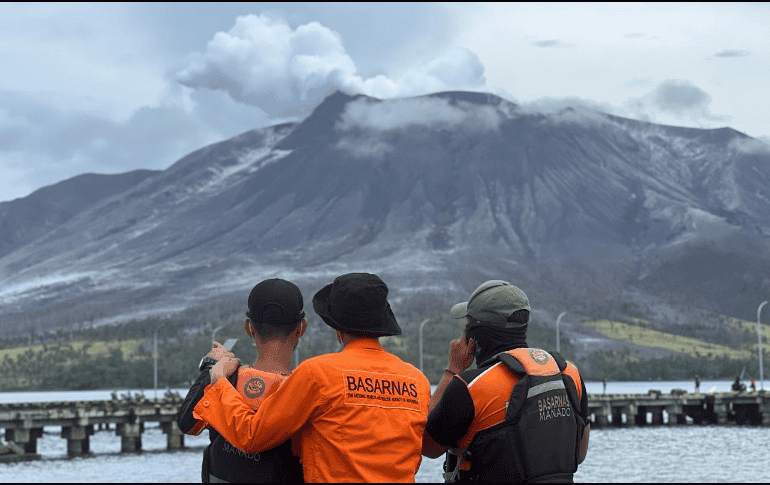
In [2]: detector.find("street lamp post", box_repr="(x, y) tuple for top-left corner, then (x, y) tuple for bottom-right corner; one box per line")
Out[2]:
(419, 319), (430, 372)
(153, 322), (168, 400)
(758, 301), (767, 391)
(556, 312), (567, 353)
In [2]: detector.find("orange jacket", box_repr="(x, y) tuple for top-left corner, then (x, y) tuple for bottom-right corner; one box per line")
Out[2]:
(194, 338), (431, 483)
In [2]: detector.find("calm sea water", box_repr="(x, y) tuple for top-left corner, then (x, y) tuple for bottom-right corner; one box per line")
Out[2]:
(1, 381), (768, 482)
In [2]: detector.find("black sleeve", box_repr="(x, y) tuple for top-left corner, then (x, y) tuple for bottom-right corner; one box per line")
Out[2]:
(579, 376), (589, 422)
(425, 376), (476, 447)
(176, 364), (213, 434)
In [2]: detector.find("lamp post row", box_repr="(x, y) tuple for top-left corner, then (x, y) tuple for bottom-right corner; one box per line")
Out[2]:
(758, 301), (767, 391)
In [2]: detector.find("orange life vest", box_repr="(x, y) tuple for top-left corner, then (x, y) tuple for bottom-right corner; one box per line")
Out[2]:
(187, 366), (286, 435)
(448, 348), (586, 483)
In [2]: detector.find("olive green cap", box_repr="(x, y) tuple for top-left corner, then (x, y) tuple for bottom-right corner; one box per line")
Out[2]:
(450, 280), (530, 328)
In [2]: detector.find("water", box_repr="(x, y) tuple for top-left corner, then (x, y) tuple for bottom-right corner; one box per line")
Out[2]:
(1, 382), (768, 482)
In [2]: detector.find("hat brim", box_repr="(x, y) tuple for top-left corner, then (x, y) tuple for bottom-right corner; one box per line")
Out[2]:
(312, 283), (402, 337)
(450, 302), (469, 319)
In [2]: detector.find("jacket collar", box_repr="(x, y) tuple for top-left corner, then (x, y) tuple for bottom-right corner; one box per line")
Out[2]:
(342, 338), (383, 352)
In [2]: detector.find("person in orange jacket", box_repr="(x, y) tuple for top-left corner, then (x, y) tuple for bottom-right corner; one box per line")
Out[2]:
(193, 273), (431, 483)
(177, 278), (307, 483)
(422, 280), (590, 482)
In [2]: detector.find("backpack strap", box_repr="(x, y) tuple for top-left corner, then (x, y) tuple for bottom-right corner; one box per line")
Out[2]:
(548, 350), (582, 425)
(495, 352), (528, 375)
(548, 350), (569, 372)
(226, 362), (242, 388)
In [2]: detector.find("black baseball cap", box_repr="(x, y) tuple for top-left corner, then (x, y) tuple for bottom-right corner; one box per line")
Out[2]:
(247, 279), (305, 325)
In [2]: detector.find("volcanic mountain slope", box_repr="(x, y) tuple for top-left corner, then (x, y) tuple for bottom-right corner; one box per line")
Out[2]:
(0, 170), (158, 259)
(1, 90), (770, 334)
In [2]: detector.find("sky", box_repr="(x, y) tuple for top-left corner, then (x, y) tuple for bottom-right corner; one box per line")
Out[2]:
(1, 2), (768, 203)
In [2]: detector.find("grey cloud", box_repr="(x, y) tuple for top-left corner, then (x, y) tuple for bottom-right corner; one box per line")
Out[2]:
(651, 80), (711, 115)
(0, 87), (261, 202)
(334, 96), (506, 158)
(532, 40), (563, 48)
(729, 136), (770, 155)
(336, 97), (504, 133)
(714, 49), (751, 58)
(520, 96), (624, 117)
(621, 79), (731, 125)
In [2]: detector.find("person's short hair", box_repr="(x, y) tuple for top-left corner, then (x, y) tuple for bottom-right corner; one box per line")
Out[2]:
(250, 319), (301, 341)
(339, 329), (381, 340)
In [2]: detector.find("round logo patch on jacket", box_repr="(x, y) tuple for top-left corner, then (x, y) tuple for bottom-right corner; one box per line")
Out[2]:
(529, 349), (550, 365)
(244, 377), (266, 398)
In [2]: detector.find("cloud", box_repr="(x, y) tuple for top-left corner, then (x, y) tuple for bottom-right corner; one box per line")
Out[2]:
(176, 14), (488, 118)
(622, 79), (731, 126)
(623, 33), (647, 38)
(336, 97), (504, 133)
(0, 87), (247, 202)
(334, 96), (505, 158)
(532, 40), (563, 48)
(714, 49), (751, 58)
(729, 136), (770, 155)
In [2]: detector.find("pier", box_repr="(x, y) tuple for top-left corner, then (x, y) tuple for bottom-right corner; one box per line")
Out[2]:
(587, 390), (770, 428)
(0, 394), (185, 462)
(1, 390), (769, 462)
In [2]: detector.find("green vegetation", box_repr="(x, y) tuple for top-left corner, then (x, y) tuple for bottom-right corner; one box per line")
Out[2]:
(3, 295), (766, 391)
(586, 318), (753, 360)
(0, 302), (575, 391)
(588, 349), (764, 382)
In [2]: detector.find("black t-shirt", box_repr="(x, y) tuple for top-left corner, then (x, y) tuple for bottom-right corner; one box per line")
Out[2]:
(425, 367), (484, 448)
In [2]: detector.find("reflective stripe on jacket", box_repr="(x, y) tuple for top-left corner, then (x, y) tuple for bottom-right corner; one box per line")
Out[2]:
(194, 338), (431, 483)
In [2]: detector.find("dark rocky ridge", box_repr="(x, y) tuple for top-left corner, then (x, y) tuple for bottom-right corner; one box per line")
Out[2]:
(1, 91), (769, 335)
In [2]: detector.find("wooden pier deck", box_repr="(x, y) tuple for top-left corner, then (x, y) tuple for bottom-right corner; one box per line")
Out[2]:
(1, 390), (768, 462)
(587, 390), (770, 428)
(0, 394), (185, 462)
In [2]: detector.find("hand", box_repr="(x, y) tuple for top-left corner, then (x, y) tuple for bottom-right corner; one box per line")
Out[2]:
(210, 356), (239, 385)
(447, 332), (475, 374)
(208, 342), (235, 361)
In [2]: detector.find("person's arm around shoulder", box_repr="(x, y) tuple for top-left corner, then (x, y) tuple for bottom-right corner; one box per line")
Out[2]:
(422, 333), (475, 458)
(194, 355), (322, 454)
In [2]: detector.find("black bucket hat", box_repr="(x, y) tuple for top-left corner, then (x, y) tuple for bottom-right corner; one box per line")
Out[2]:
(312, 273), (402, 337)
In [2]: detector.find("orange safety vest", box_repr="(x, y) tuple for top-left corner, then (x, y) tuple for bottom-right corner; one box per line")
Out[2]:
(449, 348), (585, 481)
(187, 366), (286, 436)
(194, 338), (432, 483)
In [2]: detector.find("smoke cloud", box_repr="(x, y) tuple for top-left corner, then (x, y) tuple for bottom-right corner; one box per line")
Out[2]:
(176, 14), (488, 118)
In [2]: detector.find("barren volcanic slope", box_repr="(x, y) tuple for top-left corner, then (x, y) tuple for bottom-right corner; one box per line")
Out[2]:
(1, 90), (770, 335)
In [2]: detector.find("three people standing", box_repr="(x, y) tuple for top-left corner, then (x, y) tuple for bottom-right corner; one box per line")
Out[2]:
(181, 275), (589, 482)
